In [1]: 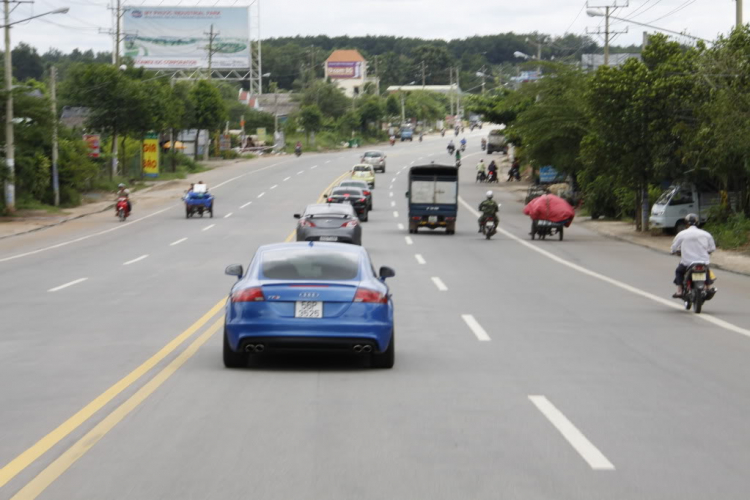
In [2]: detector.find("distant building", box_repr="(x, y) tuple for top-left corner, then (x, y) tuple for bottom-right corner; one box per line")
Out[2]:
(238, 89), (299, 120)
(60, 106), (91, 129)
(324, 49), (377, 97)
(581, 53), (642, 72)
(385, 84), (461, 96)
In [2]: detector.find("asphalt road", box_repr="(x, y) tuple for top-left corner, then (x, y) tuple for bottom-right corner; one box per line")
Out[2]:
(2, 129), (750, 500)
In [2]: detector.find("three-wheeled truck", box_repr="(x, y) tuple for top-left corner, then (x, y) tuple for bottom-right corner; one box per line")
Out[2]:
(405, 164), (458, 234)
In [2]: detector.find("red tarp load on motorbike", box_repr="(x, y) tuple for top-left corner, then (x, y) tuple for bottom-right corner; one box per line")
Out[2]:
(523, 193), (575, 227)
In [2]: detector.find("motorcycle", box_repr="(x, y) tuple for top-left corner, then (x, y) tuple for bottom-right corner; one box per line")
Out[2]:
(419, 134), (423, 142)
(460, 143), (466, 152)
(390, 137), (396, 146)
(116, 197), (130, 222)
(441, 129), (445, 137)
(679, 262), (716, 314)
(507, 167), (520, 182)
(454, 128), (459, 137)
(481, 141), (487, 151)
(476, 170), (487, 183)
(447, 145), (455, 155)
(482, 215), (498, 240)
(487, 170), (498, 183)
(294, 147), (302, 157)
(455, 159), (462, 168)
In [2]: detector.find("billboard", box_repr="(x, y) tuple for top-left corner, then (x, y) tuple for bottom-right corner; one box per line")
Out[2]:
(83, 134), (100, 158)
(123, 7), (249, 69)
(326, 61), (362, 79)
(142, 133), (159, 177)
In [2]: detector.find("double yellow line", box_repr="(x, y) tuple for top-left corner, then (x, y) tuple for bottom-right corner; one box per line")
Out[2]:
(2, 169), (350, 499)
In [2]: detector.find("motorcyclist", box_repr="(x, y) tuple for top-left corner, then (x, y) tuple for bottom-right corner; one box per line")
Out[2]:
(478, 190), (499, 233)
(116, 183), (131, 215)
(390, 134), (396, 145)
(460, 137), (467, 149)
(481, 137), (487, 149)
(455, 149), (461, 164)
(419, 132), (424, 142)
(670, 213), (717, 298)
(447, 140), (455, 153)
(487, 160), (498, 182)
(508, 158), (521, 181)
(295, 141), (302, 155)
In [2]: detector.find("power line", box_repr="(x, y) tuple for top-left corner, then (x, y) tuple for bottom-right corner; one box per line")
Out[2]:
(647, 0), (697, 24)
(564, 1), (587, 34)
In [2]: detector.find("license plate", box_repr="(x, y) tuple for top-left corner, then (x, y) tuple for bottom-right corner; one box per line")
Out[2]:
(319, 236), (338, 242)
(486, 222), (495, 229)
(295, 301), (323, 318)
(428, 216), (438, 223)
(692, 272), (707, 281)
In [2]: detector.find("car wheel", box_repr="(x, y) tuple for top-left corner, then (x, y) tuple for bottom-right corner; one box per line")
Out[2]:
(361, 209), (369, 222)
(369, 202), (373, 211)
(372, 330), (395, 369)
(223, 329), (247, 368)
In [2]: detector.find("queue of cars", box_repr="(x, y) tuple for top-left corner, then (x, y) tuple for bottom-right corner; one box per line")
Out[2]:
(223, 152), (395, 369)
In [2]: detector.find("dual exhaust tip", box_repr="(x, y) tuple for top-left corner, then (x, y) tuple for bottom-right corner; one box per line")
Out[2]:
(353, 344), (373, 353)
(244, 343), (373, 354)
(244, 344), (265, 353)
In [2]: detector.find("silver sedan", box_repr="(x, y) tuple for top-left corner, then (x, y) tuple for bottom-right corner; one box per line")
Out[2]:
(294, 203), (363, 245)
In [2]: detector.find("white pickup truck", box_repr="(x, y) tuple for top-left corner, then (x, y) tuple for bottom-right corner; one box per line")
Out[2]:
(650, 183), (728, 232)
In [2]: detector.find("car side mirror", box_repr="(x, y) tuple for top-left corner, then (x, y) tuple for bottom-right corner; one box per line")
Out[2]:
(405, 191), (409, 198)
(379, 266), (396, 280)
(323, 194), (328, 198)
(293, 213), (301, 219)
(225, 264), (243, 279)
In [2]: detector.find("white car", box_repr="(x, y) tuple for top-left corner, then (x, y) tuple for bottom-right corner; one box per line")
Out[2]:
(361, 150), (386, 173)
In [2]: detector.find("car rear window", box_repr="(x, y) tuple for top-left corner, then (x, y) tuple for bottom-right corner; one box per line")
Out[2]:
(363, 152), (381, 158)
(353, 166), (371, 172)
(339, 181), (367, 188)
(332, 188), (363, 196)
(262, 249), (360, 280)
(306, 205), (354, 216)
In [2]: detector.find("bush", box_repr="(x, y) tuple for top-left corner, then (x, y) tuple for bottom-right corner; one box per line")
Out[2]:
(220, 150), (240, 160)
(60, 186), (82, 207)
(15, 153), (51, 202)
(704, 213), (750, 249)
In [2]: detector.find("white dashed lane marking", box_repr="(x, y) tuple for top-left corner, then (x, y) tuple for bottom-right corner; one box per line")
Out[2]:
(257, 192), (265, 198)
(311, 165), (318, 169)
(48, 278), (88, 293)
(415, 254), (426, 265)
(405, 236), (413, 245)
(224, 213), (233, 219)
(397, 223), (405, 230)
(431, 277), (448, 291)
(461, 314), (491, 341)
(393, 211), (399, 218)
(170, 238), (188, 246)
(297, 171), (304, 175)
(240, 202), (252, 209)
(391, 201), (396, 207)
(270, 185), (278, 190)
(123, 255), (148, 266)
(283, 176), (291, 182)
(203, 224), (215, 231)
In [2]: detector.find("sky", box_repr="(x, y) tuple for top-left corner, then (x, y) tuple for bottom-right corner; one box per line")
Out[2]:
(6, 0), (740, 56)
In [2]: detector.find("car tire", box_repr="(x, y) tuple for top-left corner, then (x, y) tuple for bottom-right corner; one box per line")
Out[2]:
(361, 209), (369, 222)
(369, 202), (373, 211)
(223, 329), (247, 368)
(372, 330), (395, 369)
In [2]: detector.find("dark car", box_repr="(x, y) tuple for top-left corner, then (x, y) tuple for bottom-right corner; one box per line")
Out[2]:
(294, 203), (362, 245)
(361, 150), (386, 173)
(326, 187), (369, 221)
(338, 180), (373, 210)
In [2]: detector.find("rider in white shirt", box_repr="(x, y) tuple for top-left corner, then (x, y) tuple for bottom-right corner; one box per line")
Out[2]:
(670, 213), (716, 297)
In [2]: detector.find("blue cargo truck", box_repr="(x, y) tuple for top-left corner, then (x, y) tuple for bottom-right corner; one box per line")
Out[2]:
(400, 126), (414, 142)
(405, 164), (458, 234)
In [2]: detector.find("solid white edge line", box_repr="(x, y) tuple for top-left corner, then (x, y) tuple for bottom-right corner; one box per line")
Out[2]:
(223, 213), (233, 219)
(431, 277), (448, 291)
(457, 196), (750, 340)
(528, 395), (615, 471)
(170, 237), (187, 246)
(393, 211), (399, 218)
(257, 192), (265, 198)
(405, 236), (413, 245)
(397, 223), (405, 230)
(461, 314), (491, 341)
(122, 255), (149, 266)
(415, 254), (426, 265)
(283, 176), (291, 181)
(239, 201), (252, 209)
(270, 185), (278, 190)
(202, 224), (215, 231)
(48, 277), (88, 293)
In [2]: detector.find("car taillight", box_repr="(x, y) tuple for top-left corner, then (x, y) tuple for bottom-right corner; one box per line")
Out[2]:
(363, 190), (371, 196)
(341, 220), (359, 228)
(359, 198), (366, 202)
(446, 217), (456, 221)
(353, 288), (387, 304)
(299, 219), (316, 227)
(412, 216), (421, 220)
(231, 287), (265, 302)
(327, 197), (334, 202)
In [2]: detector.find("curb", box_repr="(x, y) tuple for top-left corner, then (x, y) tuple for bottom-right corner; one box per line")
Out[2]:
(581, 220), (750, 278)
(0, 203), (115, 241)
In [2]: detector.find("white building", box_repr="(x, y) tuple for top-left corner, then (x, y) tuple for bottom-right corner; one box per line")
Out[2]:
(325, 50), (377, 97)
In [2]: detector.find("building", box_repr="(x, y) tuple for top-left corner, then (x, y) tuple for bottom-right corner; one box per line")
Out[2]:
(238, 89), (299, 121)
(581, 53), (642, 72)
(325, 49), (377, 98)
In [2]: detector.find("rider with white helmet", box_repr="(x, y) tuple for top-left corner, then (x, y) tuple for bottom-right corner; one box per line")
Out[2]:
(478, 190), (500, 233)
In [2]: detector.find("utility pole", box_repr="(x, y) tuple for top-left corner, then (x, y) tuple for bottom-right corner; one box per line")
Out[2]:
(400, 92), (405, 124)
(204, 24), (219, 77)
(480, 65), (487, 94)
(50, 66), (60, 206)
(586, 2), (629, 67)
(455, 66), (461, 121)
(449, 67), (454, 116)
(738, 0), (743, 28)
(421, 60), (426, 89)
(4, 0), (15, 210)
(110, 0), (122, 178)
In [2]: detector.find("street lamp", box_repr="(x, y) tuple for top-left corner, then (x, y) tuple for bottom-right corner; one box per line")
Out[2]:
(3, 6), (69, 211)
(513, 51), (531, 60)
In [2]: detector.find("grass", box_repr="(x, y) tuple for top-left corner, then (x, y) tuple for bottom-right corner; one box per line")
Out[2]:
(15, 197), (64, 214)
